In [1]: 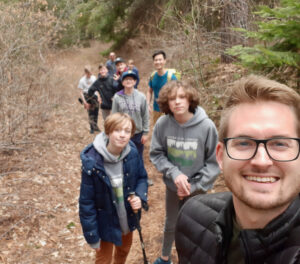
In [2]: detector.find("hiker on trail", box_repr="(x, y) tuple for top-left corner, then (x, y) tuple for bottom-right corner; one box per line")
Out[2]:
(175, 75), (300, 264)
(113, 57), (139, 91)
(111, 70), (149, 158)
(106, 52), (117, 76)
(146, 50), (177, 125)
(128, 59), (140, 88)
(150, 80), (219, 264)
(79, 112), (148, 264)
(78, 65), (100, 134)
(128, 59), (136, 71)
(88, 64), (118, 121)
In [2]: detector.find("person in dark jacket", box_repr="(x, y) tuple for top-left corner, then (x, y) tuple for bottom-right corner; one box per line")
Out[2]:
(175, 75), (300, 264)
(106, 52), (117, 76)
(88, 64), (118, 121)
(79, 112), (148, 264)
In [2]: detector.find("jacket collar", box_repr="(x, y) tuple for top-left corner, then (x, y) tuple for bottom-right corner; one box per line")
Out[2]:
(80, 144), (105, 173)
(216, 193), (300, 262)
(240, 195), (300, 261)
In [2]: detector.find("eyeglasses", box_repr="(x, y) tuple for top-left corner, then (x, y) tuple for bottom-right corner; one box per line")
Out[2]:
(223, 137), (300, 162)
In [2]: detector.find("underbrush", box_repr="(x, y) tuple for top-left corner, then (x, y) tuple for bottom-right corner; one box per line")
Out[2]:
(0, 1), (63, 146)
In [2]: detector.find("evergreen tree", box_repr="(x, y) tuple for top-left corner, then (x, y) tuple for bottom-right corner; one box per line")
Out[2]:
(227, 0), (300, 89)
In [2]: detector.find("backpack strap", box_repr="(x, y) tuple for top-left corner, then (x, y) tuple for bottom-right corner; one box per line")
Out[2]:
(167, 69), (175, 82)
(151, 69), (175, 83)
(150, 71), (156, 82)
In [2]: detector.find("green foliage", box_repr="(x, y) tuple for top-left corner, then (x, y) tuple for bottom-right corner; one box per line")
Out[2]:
(61, 0), (153, 49)
(75, 0), (99, 40)
(2, 0), (142, 48)
(66, 222), (75, 229)
(228, 45), (299, 70)
(227, 0), (300, 76)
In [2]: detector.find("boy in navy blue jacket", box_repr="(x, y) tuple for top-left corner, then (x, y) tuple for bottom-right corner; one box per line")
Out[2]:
(79, 112), (148, 264)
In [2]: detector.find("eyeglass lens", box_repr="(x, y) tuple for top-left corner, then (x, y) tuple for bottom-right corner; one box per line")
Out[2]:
(226, 138), (299, 161)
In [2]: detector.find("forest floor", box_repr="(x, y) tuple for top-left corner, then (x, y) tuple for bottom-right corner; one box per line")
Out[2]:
(0, 41), (226, 264)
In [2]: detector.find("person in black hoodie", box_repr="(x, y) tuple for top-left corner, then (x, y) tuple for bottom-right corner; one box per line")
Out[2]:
(88, 64), (118, 121)
(175, 75), (300, 264)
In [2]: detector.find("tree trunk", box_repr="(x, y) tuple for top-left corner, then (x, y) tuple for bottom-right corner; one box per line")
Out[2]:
(221, 0), (249, 63)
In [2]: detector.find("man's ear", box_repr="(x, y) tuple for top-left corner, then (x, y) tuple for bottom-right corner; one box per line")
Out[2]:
(216, 142), (224, 171)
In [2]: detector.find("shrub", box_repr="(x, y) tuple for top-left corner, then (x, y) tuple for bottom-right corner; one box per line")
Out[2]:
(0, 1), (61, 143)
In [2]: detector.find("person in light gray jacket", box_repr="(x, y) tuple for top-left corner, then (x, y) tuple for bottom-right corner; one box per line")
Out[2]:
(112, 71), (149, 158)
(150, 80), (220, 264)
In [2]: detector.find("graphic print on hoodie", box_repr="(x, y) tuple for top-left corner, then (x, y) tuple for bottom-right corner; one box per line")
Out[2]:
(167, 137), (198, 167)
(150, 106), (220, 193)
(110, 177), (124, 204)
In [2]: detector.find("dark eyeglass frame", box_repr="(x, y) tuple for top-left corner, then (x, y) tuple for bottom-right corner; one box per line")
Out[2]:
(223, 137), (300, 162)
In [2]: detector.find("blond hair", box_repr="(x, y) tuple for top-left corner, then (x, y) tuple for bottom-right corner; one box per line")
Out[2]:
(219, 75), (300, 141)
(104, 112), (136, 137)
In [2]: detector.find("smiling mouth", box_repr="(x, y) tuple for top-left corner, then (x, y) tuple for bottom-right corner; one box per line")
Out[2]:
(245, 176), (279, 183)
(116, 140), (127, 144)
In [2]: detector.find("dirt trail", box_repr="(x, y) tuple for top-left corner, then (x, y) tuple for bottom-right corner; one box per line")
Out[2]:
(0, 41), (175, 263)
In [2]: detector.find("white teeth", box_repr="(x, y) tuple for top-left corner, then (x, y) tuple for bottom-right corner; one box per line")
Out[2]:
(245, 176), (277, 183)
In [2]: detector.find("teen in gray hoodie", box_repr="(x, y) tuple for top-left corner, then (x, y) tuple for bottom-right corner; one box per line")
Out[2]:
(150, 80), (220, 264)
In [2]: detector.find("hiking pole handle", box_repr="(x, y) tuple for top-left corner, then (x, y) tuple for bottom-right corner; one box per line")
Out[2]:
(129, 192), (138, 214)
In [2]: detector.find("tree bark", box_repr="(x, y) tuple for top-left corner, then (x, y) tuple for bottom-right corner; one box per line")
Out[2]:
(221, 0), (249, 63)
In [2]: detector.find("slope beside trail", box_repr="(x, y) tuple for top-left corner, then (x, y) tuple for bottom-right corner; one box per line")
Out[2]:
(0, 41), (177, 264)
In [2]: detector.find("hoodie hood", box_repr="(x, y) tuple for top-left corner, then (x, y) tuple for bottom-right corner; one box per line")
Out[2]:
(93, 132), (131, 163)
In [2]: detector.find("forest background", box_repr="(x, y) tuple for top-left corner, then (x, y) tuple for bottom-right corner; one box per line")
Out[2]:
(0, 0), (299, 263)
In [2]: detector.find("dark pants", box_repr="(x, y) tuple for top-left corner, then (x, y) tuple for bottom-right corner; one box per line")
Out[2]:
(84, 93), (100, 132)
(131, 132), (144, 159)
(88, 105), (99, 132)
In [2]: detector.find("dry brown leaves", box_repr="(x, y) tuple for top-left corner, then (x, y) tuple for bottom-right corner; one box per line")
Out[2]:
(0, 41), (228, 264)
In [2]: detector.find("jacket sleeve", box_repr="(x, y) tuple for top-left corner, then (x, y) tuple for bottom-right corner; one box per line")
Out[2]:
(190, 120), (220, 193)
(141, 95), (149, 134)
(87, 80), (99, 98)
(150, 119), (182, 181)
(115, 79), (123, 92)
(79, 168), (100, 245)
(112, 79), (119, 93)
(111, 95), (119, 114)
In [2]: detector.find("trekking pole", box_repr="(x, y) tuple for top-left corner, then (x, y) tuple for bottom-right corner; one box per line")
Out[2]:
(129, 192), (150, 264)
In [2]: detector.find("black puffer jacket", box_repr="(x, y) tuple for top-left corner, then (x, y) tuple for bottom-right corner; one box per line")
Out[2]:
(175, 192), (300, 264)
(88, 75), (117, 110)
